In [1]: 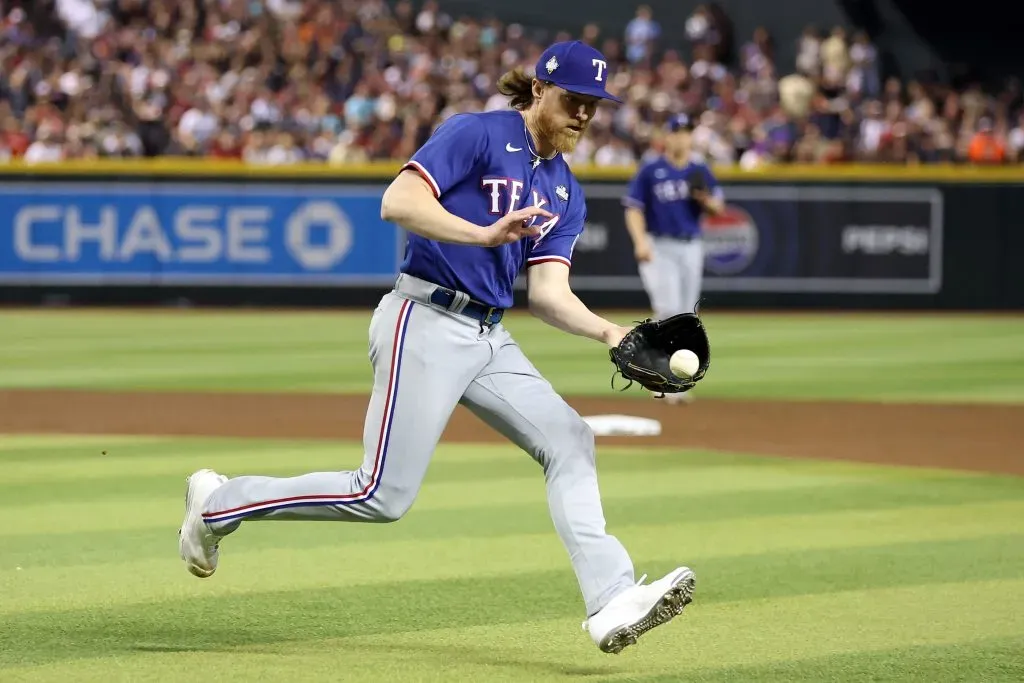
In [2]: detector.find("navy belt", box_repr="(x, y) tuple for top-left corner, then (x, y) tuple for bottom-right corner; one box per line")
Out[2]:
(429, 287), (504, 325)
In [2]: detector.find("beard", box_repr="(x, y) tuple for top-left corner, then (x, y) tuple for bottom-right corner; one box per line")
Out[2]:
(536, 109), (586, 154)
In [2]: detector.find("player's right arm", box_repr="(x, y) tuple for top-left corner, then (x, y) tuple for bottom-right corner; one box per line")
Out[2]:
(381, 113), (550, 247)
(623, 207), (651, 262)
(621, 165), (653, 262)
(381, 172), (548, 246)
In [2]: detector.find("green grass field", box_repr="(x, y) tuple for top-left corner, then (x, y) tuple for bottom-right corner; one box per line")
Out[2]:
(1, 311), (1023, 681)
(1, 310), (1023, 402)
(2, 435), (1023, 682)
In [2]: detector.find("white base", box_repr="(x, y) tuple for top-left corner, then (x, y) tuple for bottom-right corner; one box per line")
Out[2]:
(582, 414), (662, 437)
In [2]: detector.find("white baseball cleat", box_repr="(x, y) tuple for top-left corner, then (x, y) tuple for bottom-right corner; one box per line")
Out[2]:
(178, 468), (228, 578)
(582, 567), (696, 654)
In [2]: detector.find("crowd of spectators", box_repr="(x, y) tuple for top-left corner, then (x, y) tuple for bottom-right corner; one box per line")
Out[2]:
(2, 0), (1023, 167)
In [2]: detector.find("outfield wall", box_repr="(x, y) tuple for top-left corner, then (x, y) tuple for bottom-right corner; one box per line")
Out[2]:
(1, 161), (1021, 310)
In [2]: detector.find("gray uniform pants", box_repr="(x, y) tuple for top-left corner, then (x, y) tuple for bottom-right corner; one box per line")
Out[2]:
(638, 235), (704, 319)
(201, 273), (636, 616)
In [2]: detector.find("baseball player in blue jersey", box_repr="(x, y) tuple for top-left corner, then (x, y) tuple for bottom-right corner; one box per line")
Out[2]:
(179, 40), (696, 655)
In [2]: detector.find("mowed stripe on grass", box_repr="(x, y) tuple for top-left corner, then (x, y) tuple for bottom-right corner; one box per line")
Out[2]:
(0, 435), (1022, 681)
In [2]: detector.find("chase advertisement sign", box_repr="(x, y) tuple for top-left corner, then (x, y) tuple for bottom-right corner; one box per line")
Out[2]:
(0, 183), (402, 285)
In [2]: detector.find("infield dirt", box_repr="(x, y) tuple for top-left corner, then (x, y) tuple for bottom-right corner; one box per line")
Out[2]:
(1, 389), (1021, 475)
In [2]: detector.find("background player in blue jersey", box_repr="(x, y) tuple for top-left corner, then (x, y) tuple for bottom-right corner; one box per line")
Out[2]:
(622, 114), (724, 403)
(179, 41), (696, 655)
(623, 113), (725, 321)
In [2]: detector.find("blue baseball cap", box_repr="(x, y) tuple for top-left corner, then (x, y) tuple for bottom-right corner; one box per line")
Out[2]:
(667, 113), (695, 132)
(535, 40), (622, 103)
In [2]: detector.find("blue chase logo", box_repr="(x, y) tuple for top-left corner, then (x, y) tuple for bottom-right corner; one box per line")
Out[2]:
(701, 204), (759, 275)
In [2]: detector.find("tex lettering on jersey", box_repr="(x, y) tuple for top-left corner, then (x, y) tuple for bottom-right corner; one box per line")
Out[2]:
(480, 179), (564, 253)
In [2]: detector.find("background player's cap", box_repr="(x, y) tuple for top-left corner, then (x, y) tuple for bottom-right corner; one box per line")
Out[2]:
(535, 40), (623, 103)
(667, 113), (695, 132)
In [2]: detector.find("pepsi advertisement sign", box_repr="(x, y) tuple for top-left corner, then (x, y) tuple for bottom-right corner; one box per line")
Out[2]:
(0, 182), (403, 286)
(571, 184), (942, 295)
(701, 204), (759, 276)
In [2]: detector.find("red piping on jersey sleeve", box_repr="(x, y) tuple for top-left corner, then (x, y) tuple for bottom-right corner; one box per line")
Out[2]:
(527, 255), (572, 268)
(400, 161), (441, 198)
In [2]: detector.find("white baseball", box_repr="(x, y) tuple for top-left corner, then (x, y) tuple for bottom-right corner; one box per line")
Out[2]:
(669, 349), (700, 378)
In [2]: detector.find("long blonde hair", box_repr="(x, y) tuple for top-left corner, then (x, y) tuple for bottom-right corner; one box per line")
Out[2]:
(496, 67), (536, 110)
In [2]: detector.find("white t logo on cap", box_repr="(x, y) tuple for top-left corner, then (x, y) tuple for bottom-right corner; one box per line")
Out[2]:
(592, 59), (607, 81)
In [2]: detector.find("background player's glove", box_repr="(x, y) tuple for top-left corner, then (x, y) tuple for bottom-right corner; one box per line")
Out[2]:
(608, 308), (711, 394)
(684, 167), (709, 194)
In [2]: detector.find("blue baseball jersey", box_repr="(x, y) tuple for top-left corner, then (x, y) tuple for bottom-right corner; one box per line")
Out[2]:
(622, 156), (723, 239)
(397, 110), (586, 309)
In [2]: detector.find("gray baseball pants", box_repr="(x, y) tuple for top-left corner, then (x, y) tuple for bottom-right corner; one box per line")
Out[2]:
(200, 273), (636, 616)
(638, 235), (704, 319)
